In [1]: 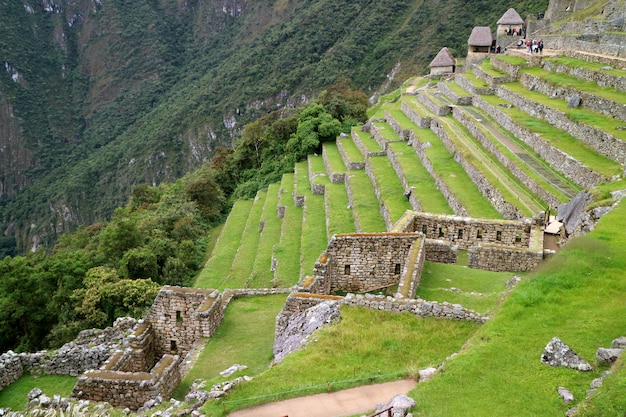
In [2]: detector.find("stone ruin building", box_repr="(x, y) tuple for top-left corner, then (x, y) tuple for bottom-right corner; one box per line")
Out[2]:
(428, 47), (456, 76)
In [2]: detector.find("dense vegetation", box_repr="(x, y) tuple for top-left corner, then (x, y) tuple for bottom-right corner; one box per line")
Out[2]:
(0, 0), (548, 254)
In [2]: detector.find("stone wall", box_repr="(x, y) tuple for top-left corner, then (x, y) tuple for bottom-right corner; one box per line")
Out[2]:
(468, 244), (545, 271)
(400, 100), (433, 129)
(0, 352), (23, 391)
(472, 95), (606, 187)
(398, 211), (534, 250)
(364, 158), (394, 230)
(352, 127), (386, 158)
(519, 71), (626, 124)
(489, 56), (525, 80)
(424, 239), (458, 263)
(472, 63), (516, 87)
(418, 91), (450, 116)
(429, 117), (523, 219)
(323, 146), (346, 184)
(437, 82), (472, 105)
(541, 53), (626, 92)
(308, 157), (326, 195)
(385, 139), (422, 211)
(72, 355), (181, 411)
(453, 107), (563, 209)
(455, 72), (494, 96)
(337, 136), (365, 170)
(396, 237), (425, 299)
(145, 286), (224, 358)
(544, 34), (626, 63)
(325, 233), (421, 294)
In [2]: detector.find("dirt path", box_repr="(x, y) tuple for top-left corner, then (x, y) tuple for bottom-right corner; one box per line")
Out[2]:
(226, 379), (417, 417)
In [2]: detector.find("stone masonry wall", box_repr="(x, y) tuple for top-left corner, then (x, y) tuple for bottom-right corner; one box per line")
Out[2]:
(424, 239), (458, 263)
(400, 100), (433, 129)
(400, 211), (533, 250)
(489, 56), (525, 80)
(544, 35), (626, 65)
(455, 72), (494, 96)
(437, 82), (473, 106)
(542, 53), (626, 93)
(308, 157), (326, 195)
(429, 118), (523, 219)
(418, 91), (450, 116)
(72, 355), (181, 411)
(453, 107), (563, 209)
(123, 322), (156, 373)
(145, 286), (224, 358)
(323, 145), (346, 184)
(337, 137), (365, 170)
(0, 352), (23, 391)
(472, 95), (606, 187)
(472, 64), (516, 87)
(385, 140), (422, 211)
(468, 244), (545, 271)
(325, 233), (420, 294)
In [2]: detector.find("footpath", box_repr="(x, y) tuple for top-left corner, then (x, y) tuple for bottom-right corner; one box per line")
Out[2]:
(226, 379), (417, 417)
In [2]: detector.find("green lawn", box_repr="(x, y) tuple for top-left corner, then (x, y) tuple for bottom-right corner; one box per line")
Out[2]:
(387, 141), (454, 214)
(353, 128), (384, 153)
(173, 294), (288, 400)
(300, 184), (329, 279)
(367, 157), (413, 224)
(443, 80), (473, 97)
(460, 68), (491, 89)
(203, 305), (479, 416)
(346, 170), (387, 232)
(543, 56), (626, 79)
(323, 141), (347, 177)
(338, 135), (365, 166)
(326, 182), (356, 237)
(195, 199), (254, 289)
(248, 184), (283, 288)
(373, 122), (401, 141)
(0, 374), (77, 410)
(273, 173), (303, 287)
(412, 199), (626, 416)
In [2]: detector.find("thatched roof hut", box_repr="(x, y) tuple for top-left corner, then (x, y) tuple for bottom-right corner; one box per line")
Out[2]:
(468, 26), (492, 52)
(497, 8), (524, 25)
(429, 47), (456, 75)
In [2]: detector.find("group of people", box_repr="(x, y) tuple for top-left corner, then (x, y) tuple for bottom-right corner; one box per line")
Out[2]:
(503, 27), (526, 37)
(518, 39), (544, 54)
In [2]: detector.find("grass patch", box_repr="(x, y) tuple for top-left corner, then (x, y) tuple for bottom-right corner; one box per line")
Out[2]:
(443, 80), (473, 97)
(338, 135), (365, 165)
(374, 122), (401, 142)
(388, 141), (453, 214)
(478, 59), (509, 77)
(368, 157), (413, 224)
(543, 56), (626, 79)
(461, 68), (491, 89)
(0, 374), (77, 410)
(354, 128), (384, 153)
(203, 305), (479, 416)
(411, 124), (502, 219)
(195, 199), (254, 289)
(273, 174), (303, 287)
(493, 55), (528, 66)
(173, 294), (288, 400)
(480, 94), (622, 178)
(300, 187), (329, 279)
(323, 141), (347, 176)
(226, 190), (267, 288)
(248, 184), (282, 288)
(411, 199), (626, 416)
(326, 182), (356, 237)
(346, 170), (387, 232)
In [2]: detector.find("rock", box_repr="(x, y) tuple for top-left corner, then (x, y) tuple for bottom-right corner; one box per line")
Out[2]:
(558, 192), (593, 235)
(374, 394), (416, 417)
(219, 364), (247, 378)
(541, 337), (592, 371)
(418, 367), (437, 382)
(505, 275), (521, 288)
(557, 386), (574, 403)
(273, 300), (340, 364)
(38, 394), (51, 407)
(611, 336), (626, 349)
(567, 95), (581, 108)
(566, 407), (577, 416)
(27, 388), (43, 401)
(596, 348), (622, 366)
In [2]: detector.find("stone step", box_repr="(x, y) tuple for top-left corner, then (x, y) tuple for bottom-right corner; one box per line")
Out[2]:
(455, 69), (494, 96)
(417, 89), (451, 116)
(472, 59), (515, 87)
(366, 155), (414, 230)
(351, 125), (386, 158)
(437, 80), (473, 105)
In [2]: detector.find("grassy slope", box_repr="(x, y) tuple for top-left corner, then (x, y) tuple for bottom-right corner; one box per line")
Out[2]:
(0, 375), (77, 410)
(412, 199), (626, 416)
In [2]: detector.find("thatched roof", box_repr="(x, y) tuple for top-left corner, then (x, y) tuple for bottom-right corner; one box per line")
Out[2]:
(429, 47), (455, 67)
(468, 26), (493, 46)
(497, 8), (524, 25)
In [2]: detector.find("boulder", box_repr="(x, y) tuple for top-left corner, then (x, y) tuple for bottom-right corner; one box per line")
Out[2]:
(374, 394), (416, 417)
(273, 300), (340, 363)
(557, 386), (574, 403)
(611, 336), (626, 349)
(558, 192), (592, 236)
(541, 337), (592, 371)
(596, 348), (622, 366)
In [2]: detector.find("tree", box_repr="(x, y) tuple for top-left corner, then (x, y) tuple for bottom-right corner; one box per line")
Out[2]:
(184, 165), (226, 221)
(286, 103), (342, 160)
(317, 77), (369, 126)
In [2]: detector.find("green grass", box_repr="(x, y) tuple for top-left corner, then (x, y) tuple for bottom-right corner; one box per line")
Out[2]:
(443, 80), (473, 97)
(338, 135), (365, 166)
(195, 199), (254, 289)
(503, 82), (626, 143)
(300, 184), (329, 279)
(273, 174), (303, 287)
(226, 190), (267, 288)
(295, 161), (311, 197)
(543, 56), (626, 79)
(387, 141), (454, 214)
(373, 122), (401, 141)
(354, 127), (384, 153)
(202, 305), (480, 416)
(411, 199), (626, 416)
(323, 141), (347, 177)
(417, 261), (517, 316)
(173, 294), (288, 400)
(326, 182), (357, 237)
(480, 94), (623, 178)
(478, 59), (509, 77)
(308, 154), (329, 184)
(0, 374), (77, 410)
(521, 66), (626, 105)
(575, 355), (626, 416)
(346, 170), (387, 232)
(248, 183), (282, 288)
(367, 157), (413, 224)
(460, 68), (491, 89)
(411, 124), (502, 219)
(492, 55), (528, 66)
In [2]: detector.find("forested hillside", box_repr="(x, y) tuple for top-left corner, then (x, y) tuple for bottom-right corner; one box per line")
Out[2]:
(0, 0), (547, 254)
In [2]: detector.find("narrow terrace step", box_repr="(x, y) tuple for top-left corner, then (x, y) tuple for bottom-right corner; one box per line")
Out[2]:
(519, 67), (626, 123)
(434, 115), (545, 218)
(351, 126), (386, 158)
(489, 54), (529, 79)
(437, 80), (473, 105)
(400, 96), (434, 128)
(325, 181), (357, 237)
(196, 199), (254, 289)
(294, 161), (309, 207)
(498, 81), (626, 164)
(418, 89), (451, 116)
(322, 141), (347, 183)
(227, 190), (268, 288)
(474, 94), (621, 187)
(472, 59), (515, 87)
(337, 135), (365, 170)
(248, 183), (283, 288)
(371, 121), (404, 151)
(345, 170), (387, 232)
(562, 49), (626, 71)
(542, 55), (626, 92)
(273, 173), (303, 287)
(453, 105), (579, 208)
(366, 156), (414, 229)
(455, 68), (494, 95)
(308, 154), (329, 195)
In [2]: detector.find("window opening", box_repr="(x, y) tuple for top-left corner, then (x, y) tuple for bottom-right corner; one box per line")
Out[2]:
(176, 310), (183, 323)
(394, 263), (401, 274)
(496, 231), (502, 241)
(477, 229), (482, 239)
(344, 265), (351, 275)
(458, 229), (463, 239)
(170, 340), (177, 351)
